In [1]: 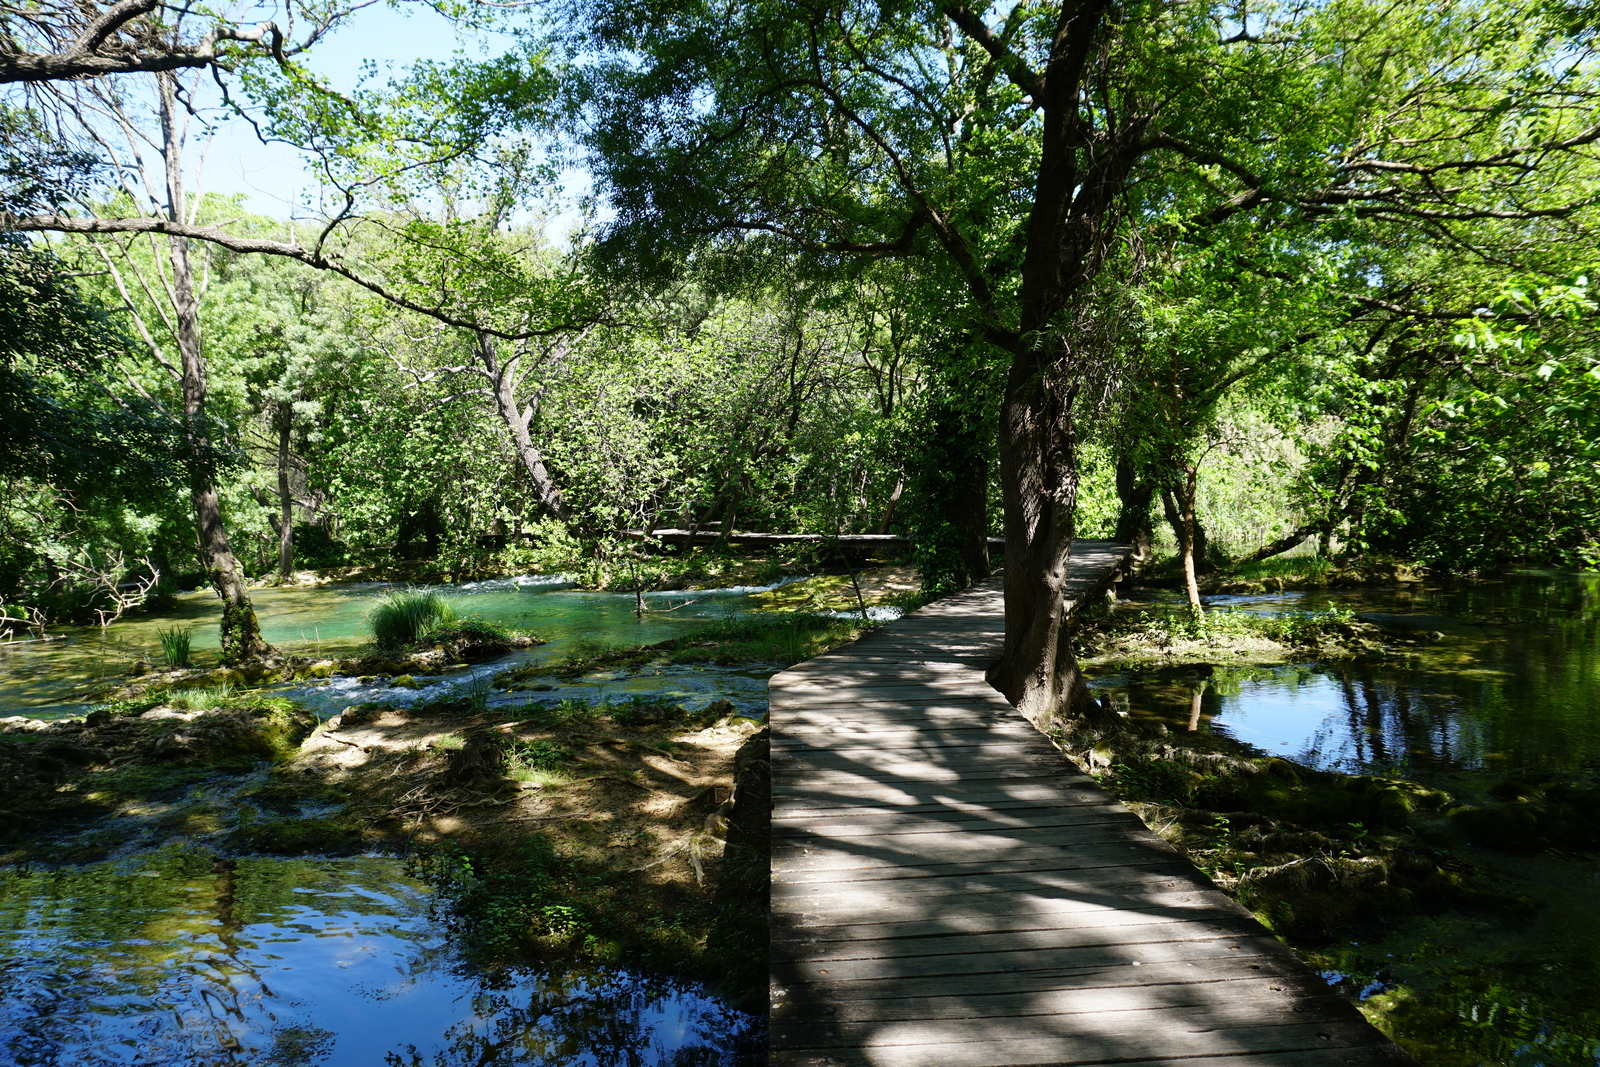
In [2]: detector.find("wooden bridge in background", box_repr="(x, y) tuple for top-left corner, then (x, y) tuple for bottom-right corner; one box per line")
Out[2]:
(768, 540), (1415, 1067)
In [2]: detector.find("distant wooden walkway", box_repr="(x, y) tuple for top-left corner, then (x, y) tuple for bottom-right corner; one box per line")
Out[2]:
(769, 540), (1414, 1067)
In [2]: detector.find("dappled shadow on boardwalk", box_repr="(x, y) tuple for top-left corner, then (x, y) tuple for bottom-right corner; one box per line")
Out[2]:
(768, 565), (1417, 1067)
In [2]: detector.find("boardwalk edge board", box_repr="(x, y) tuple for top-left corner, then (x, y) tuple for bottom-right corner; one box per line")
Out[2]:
(769, 541), (1418, 1067)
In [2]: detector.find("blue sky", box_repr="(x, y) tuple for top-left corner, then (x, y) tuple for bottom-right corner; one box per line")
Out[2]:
(202, 3), (523, 218)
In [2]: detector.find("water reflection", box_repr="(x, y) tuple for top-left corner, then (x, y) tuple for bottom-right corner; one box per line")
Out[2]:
(0, 853), (759, 1066)
(1093, 572), (1600, 781)
(1093, 572), (1600, 1065)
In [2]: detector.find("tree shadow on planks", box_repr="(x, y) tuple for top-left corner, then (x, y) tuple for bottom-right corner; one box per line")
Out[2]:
(765, 573), (1415, 1067)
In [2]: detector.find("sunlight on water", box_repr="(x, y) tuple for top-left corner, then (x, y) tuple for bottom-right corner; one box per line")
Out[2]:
(0, 853), (759, 1066)
(1090, 571), (1600, 1066)
(0, 577), (787, 715)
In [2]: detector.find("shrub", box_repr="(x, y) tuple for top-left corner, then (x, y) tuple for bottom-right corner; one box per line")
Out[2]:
(367, 589), (457, 650)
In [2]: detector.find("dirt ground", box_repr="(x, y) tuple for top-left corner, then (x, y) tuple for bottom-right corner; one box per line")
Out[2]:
(290, 699), (763, 891)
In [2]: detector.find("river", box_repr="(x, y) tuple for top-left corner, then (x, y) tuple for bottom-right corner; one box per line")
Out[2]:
(0, 574), (784, 1066)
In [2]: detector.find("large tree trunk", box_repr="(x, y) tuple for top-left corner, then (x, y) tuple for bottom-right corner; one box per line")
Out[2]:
(159, 73), (275, 665)
(987, 350), (1119, 734)
(981, 0), (1134, 735)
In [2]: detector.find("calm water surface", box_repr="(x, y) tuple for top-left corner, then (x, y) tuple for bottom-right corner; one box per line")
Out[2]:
(0, 852), (759, 1066)
(1089, 572), (1600, 1067)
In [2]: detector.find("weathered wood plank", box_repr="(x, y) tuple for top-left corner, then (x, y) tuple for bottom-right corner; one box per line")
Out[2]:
(771, 1047), (1415, 1067)
(769, 547), (1415, 1067)
(773, 951), (1315, 1001)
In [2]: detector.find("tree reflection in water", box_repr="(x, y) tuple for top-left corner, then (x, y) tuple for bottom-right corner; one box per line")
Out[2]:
(380, 966), (763, 1067)
(0, 853), (761, 1066)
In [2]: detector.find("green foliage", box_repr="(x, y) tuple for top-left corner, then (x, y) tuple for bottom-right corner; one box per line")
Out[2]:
(674, 611), (874, 666)
(1104, 605), (1355, 648)
(1225, 556), (1336, 584)
(155, 627), (193, 669)
(166, 684), (237, 712)
(367, 589), (459, 651)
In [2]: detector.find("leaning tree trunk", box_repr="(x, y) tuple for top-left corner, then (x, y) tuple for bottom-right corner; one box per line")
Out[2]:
(478, 332), (573, 522)
(159, 73), (276, 665)
(987, 349), (1120, 734)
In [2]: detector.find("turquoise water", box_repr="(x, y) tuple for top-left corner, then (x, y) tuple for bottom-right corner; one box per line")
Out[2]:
(0, 852), (759, 1066)
(0, 576), (793, 716)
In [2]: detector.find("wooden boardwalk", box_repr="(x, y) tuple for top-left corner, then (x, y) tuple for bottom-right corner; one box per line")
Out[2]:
(769, 541), (1414, 1067)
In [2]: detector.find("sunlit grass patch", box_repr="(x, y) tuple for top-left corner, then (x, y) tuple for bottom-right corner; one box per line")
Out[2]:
(503, 738), (573, 785)
(167, 683), (236, 711)
(671, 611), (872, 665)
(1084, 602), (1357, 651)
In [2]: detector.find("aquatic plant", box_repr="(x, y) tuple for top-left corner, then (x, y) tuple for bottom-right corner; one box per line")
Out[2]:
(156, 626), (193, 668)
(367, 589), (457, 650)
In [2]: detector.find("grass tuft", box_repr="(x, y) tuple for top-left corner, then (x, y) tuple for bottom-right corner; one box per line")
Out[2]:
(368, 589), (458, 651)
(168, 683), (236, 711)
(156, 627), (193, 668)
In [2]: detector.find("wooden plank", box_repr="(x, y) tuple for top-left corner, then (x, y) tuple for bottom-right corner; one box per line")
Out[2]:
(777, 974), (1338, 1023)
(768, 1020), (1391, 1067)
(772, 1047), (1415, 1067)
(771, 930), (1303, 985)
(769, 552), (1415, 1067)
(774, 849), (1195, 881)
(773, 951), (1315, 1002)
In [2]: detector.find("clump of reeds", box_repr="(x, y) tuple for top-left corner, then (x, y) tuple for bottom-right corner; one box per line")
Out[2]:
(367, 589), (457, 651)
(156, 626), (193, 668)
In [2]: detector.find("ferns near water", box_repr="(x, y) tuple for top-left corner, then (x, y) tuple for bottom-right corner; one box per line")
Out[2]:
(156, 626), (193, 668)
(367, 589), (458, 650)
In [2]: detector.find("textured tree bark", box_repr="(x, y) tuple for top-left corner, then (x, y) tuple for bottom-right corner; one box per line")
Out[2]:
(159, 73), (276, 665)
(984, 0), (1127, 735)
(987, 350), (1119, 734)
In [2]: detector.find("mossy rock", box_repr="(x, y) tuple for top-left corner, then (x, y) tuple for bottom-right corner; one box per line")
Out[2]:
(300, 661), (337, 680)
(390, 674), (421, 690)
